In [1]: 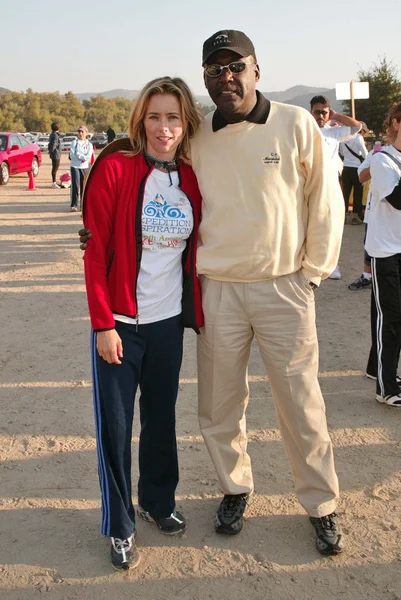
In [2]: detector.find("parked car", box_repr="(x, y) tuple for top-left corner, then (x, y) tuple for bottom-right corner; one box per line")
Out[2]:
(36, 136), (50, 151)
(90, 134), (108, 148)
(0, 132), (42, 185)
(116, 132), (129, 139)
(23, 133), (36, 143)
(61, 136), (77, 152)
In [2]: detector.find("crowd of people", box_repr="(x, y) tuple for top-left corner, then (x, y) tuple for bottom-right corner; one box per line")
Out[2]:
(66, 29), (401, 572)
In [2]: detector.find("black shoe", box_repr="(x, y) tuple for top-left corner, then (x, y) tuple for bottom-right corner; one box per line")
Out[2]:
(110, 535), (140, 571)
(309, 512), (344, 556)
(137, 507), (187, 535)
(215, 493), (252, 535)
(348, 275), (372, 291)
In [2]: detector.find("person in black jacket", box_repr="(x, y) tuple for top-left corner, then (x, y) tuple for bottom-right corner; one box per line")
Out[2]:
(48, 122), (62, 188)
(106, 126), (116, 144)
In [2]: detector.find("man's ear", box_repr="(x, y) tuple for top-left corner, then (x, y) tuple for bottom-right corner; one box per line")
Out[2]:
(255, 63), (260, 82)
(203, 71), (208, 88)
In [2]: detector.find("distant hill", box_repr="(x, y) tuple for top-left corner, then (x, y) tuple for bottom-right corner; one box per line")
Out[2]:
(262, 85), (330, 103)
(1, 84), (343, 112)
(284, 87), (343, 112)
(74, 85), (343, 111)
(75, 89), (139, 102)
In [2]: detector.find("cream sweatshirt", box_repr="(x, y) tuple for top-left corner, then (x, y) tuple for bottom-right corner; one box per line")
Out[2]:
(190, 101), (344, 286)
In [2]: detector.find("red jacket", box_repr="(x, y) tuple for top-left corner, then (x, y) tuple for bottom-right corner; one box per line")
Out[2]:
(82, 141), (203, 332)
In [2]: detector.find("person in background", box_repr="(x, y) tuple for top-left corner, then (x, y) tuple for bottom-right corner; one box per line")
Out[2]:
(69, 125), (93, 212)
(107, 125), (116, 144)
(48, 122), (62, 189)
(364, 102), (401, 406)
(83, 77), (202, 570)
(339, 122), (369, 223)
(348, 140), (382, 292)
(310, 95), (362, 279)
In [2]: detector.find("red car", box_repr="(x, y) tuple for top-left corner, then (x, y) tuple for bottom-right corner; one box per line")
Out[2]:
(0, 132), (42, 185)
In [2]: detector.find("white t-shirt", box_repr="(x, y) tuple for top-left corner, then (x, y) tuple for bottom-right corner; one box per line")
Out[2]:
(339, 134), (368, 168)
(358, 150), (374, 223)
(320, 124), (356, 167)
(114, 169), (193, 325)
(365, 146), (401, 257)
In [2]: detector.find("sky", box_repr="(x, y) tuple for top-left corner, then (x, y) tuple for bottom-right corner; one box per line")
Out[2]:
(3, 0), (400, 97)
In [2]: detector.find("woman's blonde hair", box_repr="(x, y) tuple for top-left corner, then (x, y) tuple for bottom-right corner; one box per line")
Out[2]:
(127, 76), (201, 163)
(384, 101), (401, 143)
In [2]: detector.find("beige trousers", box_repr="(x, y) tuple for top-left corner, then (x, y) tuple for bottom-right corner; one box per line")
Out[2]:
(197, 272), (339, 518)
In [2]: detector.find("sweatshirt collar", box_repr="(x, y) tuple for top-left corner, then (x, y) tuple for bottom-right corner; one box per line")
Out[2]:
(212, 91), (271, 132)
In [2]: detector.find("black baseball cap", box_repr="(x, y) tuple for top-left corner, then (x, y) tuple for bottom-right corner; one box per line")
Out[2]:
(202, 30), (256, 65)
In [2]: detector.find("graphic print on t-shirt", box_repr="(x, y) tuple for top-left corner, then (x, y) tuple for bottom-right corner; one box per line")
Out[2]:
(142, 189), (193, 250)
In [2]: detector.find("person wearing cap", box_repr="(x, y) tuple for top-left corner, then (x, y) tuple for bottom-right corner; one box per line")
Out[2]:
(69, 125), (93, 212)
(191, 30), (345, 556)
(339, 122), (369, 223)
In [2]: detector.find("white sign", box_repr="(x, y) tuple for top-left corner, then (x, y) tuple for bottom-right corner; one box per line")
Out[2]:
(335, 82), (370, 100)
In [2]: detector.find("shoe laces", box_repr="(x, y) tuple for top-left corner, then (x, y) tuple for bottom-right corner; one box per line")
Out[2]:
(319, 513), (337, 531)
(222, 494), (247, 518)
(111, 536), (132, 560)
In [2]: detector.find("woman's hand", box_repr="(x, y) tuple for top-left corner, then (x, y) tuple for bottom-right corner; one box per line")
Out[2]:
(96, 329), (123, 364)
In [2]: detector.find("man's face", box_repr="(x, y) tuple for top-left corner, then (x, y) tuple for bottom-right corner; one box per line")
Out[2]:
(311, 103), (330, 128)
(204, 50), (260, 121)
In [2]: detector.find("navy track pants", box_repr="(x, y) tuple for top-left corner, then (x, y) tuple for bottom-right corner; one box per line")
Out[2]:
(91, 315), (184, 539)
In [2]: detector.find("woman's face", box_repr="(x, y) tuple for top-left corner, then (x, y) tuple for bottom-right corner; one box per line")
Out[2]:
(143, 93), (184, 161)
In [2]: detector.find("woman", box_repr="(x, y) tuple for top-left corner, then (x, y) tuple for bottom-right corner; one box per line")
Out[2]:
(365, 102), (401, 406)
(69, 125), (93, 211)
(48, 122), (62, 188)
(83, 77), (203, 571)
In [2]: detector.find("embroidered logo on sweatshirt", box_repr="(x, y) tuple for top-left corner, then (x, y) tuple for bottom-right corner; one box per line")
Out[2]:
(263, 152), (280, 165)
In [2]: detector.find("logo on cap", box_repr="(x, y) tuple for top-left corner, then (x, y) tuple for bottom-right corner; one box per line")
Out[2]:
(213, 34), (230, 47)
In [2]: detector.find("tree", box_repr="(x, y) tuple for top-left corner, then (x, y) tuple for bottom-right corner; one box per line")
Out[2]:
(342, 56), (401, 137)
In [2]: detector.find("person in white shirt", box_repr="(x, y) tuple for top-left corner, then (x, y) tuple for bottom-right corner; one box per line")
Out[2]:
(365, 102), (401, 406)
(310, 95), (362, 279)
(339, 124), (368, 220)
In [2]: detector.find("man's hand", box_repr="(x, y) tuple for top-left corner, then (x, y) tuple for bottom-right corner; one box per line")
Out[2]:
(96, 329), (123, 364)
(329, 109), (337, 122)
(78, 227), (92, 250)
(329, 109), (361, 130)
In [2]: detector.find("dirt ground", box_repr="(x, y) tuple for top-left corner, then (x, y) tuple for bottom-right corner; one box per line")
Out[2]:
(1, 154), (400, 600)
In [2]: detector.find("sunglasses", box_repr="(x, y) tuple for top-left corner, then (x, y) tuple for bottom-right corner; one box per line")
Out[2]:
(312, 109), (329, 116)
(204, 59), (254, 78)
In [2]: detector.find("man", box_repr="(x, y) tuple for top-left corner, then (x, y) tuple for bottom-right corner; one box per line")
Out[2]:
(80, 30), (345, 556)
(106, 125), (116, 144)
(340, 122), (369, 221)
(310, 95), (362, 278)
(48, 122), (62, 189)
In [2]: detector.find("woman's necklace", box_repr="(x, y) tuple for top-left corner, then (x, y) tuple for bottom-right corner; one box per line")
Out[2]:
(143, 151), (178, 186)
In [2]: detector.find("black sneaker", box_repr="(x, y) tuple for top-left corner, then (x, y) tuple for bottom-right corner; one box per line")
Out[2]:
(137, 507), (187, 535)
(348, 275), (372, 291)
(215, 493), (252, 535)
(309, 512), (344, 556)
(110, 535), (140, 571)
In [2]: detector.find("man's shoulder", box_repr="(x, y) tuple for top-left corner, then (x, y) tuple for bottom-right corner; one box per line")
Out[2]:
(270, 101), (313, 122)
